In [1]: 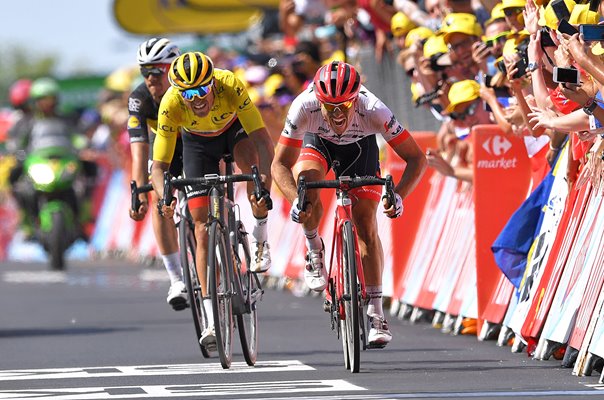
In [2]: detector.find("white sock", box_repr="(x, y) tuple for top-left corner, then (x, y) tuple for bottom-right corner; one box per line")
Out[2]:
(161, 252), (183, 284)
(203, 298), (214, 328)
(304, 228), (322, 251)
(252, 216), (268, 243)
(366, 285), (384, 318)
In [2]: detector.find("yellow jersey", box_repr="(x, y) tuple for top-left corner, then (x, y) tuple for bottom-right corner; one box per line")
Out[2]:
(154, 68), (265, 163)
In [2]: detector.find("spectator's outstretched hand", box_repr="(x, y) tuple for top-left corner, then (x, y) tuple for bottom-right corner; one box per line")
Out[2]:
(524, 0), (540, 36)
(527, 107), (559, 130)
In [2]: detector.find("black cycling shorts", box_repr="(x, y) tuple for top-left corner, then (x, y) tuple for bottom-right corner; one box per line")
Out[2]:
(300, 134), (380, 177)
(182, 118), (247, 204)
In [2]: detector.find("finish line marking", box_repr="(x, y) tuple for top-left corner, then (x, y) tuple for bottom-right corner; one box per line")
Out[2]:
(0, 360), (314, 381)
(0, 380), (364, 399)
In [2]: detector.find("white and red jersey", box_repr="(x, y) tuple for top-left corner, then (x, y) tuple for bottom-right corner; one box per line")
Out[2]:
(278, 84), (410, 147)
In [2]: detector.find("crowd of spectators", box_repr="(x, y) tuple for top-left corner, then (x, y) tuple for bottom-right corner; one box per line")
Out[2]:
(4, 0), (604, 221)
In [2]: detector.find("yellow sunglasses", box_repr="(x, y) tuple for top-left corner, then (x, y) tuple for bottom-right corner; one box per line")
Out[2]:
(322, 100), (354, 113)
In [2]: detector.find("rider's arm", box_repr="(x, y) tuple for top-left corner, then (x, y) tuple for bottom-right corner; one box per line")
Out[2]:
(127, 91), (153, 202)
(150, 98), (179, 199)
(231, 73), (276, 188)
(248, 127), (275, 189)
(270, 94), (308, 204)
(374, 101), (427, 199)
(271, 141), (302, 204)
(389, 136), (427, 199)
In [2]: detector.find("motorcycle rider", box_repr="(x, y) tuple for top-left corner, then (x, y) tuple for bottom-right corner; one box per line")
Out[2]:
(8, 77), (82, 238)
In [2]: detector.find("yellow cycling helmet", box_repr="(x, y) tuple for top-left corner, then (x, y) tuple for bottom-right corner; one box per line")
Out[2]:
(168, 51), (214, 90)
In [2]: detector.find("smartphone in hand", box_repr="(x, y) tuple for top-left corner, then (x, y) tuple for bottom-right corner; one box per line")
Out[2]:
(553, 66), (580, 85)
(579, 24), (604, 41)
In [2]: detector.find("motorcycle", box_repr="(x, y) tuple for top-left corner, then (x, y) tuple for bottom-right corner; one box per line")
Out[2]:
(23, 146), (82, 270)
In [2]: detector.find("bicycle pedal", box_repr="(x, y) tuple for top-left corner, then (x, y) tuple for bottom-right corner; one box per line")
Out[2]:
(323, 300), (331, 313)
(367, 342), (387, 349)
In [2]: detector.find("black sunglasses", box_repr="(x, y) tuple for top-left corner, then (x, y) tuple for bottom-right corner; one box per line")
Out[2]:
(405, 68), (415, 78)
(503, 7), (523, 17)
(140, 66), (166, 78)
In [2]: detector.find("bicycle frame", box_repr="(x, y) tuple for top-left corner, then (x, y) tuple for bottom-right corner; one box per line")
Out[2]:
(329, 188), (367, 321)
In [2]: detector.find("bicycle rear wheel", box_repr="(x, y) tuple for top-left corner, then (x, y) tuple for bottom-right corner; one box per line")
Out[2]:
(179, 215), (210, 358)
(208, 221), (234, 369)
(235, 224), (259, 366)
(342, 221), (361, 373)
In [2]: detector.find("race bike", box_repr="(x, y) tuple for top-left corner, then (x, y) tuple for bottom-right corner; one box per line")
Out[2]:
(22, 145), (82, 270)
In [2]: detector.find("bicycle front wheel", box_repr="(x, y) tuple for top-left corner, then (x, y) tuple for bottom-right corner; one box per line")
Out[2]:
(179, 215), (210, 358)
(235, 224), (259, 366)
(208, 221), (234, 369)
(342, 220), (361, 373)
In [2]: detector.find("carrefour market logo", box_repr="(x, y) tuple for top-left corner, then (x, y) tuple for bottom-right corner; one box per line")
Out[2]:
(482, 135), (512, 156)
(477, 135), (517, 169)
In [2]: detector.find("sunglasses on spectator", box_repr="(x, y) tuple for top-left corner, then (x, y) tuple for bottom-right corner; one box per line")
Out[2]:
(140, 65), (168, 78)
(447, 37), (474, 52)
(322, 100), (355, 113)
(405, 68), (415, 78)
(484, 32), (509, 47)
(449, 101), (478, 121)
(503, 7), (523, 17)
(180, 81), (213, 101)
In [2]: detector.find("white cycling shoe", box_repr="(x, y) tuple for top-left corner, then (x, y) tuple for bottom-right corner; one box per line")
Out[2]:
(166, 281), (188, 311)
(251, 241), (271, 273)
(368, 315), (392, 348)
(304, 241), (327, 291)
(200, 325), (217, 351)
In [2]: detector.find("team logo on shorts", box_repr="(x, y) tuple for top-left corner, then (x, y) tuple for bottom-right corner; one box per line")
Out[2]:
(128, 116), (141, 129)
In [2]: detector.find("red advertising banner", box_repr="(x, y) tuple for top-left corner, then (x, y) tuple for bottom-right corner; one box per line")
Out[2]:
(471, 125), (531, 333)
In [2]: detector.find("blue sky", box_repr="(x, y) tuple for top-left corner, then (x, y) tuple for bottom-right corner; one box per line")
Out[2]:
(2, 0), (195, 77)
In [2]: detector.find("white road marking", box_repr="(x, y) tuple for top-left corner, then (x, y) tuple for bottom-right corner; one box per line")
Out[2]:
(3, 271), (67, 283)
(0, 360), (314, 381)
(0, 380), (364, 399)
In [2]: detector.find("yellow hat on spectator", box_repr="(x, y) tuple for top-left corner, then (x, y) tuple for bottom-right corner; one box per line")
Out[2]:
(410, 82), (420, 104)
(445, 80), (481, 113)
(486, 3), (507, 25)
(105, 67), (137, 93)
(568, 4), (600, 25)
(423, 34), (448, 58)
(592, 43), (604, 56)
(538, 0), (577, 30)
(501, 0), (526, 9)
(264, 74), (284, 97)
(440, 13), (483, 42)
(502, 38), (519, 56)
(391, 12), (417, 38)
(404, 27), (434, 48)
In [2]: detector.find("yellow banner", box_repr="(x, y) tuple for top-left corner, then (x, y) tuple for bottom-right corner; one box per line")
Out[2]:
(113, 0), (268, 35)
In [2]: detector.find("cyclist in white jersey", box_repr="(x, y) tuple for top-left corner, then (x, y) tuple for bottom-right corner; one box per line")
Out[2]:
(271, 61), (427, 347)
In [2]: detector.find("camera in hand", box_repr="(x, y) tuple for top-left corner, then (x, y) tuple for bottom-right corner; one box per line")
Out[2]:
(580, 24), (604, 41)
(553, 66), (580, 85)
(551, 0), (572, 21)
(558, 19), (578, 35)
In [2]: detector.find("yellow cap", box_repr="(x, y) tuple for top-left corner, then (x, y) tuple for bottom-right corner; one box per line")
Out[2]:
(538, 0), (577, 30)
(593, 42), (604, 56)
(502, 38), (519, 56)
(404, 27), (434, 48)
(501, 0), (526, 9)
(423, 34), (448, 58)
(391, 12), (417, 38)
(486, 3), (507, 25)
(105, 67), (137, 93)
(410, 82), (420, 103)
(441, 13), (483, 42)
(445, 80), (481, 113)
(568, 4), (600, 25)
(263, 74), (284, 97)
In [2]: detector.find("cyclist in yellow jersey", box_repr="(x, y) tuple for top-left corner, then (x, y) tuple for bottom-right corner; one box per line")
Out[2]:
(151, 52), (274, 348)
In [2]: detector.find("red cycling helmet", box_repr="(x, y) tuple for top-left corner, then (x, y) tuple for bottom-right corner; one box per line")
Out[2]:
(9, 79), (32, 108)
(313, 61), (361, 104)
